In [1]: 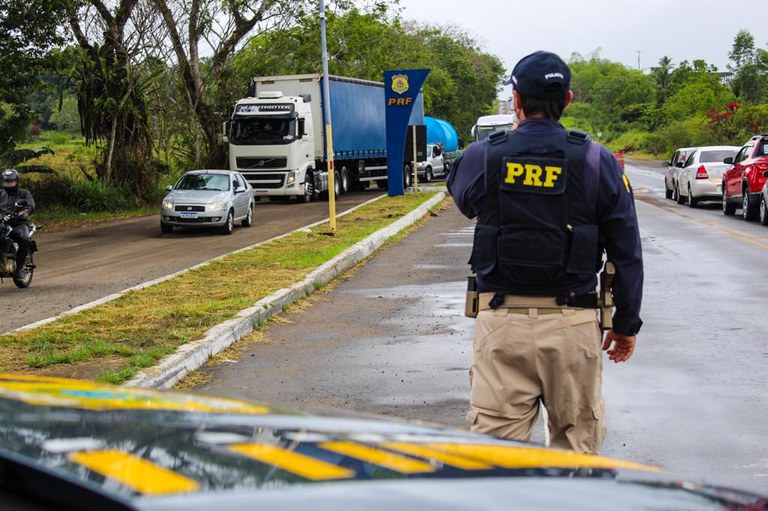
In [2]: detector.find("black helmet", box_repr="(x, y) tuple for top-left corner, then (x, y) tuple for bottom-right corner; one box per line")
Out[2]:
(2, 168), (19, 193)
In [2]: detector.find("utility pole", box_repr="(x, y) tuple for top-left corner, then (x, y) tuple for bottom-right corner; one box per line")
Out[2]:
(636, 50), (642, 71)
(320, 0), (336, 234)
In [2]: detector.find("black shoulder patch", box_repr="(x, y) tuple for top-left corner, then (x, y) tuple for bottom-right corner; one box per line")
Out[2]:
(566, 130), (591, 145)
(488, 130), (508, 146)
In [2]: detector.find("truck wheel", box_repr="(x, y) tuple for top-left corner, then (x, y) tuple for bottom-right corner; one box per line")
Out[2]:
(334, 170), (341, 197)
(298, 173), (314, 203)
(425, 166), (433, 183)
(403, 165), (412, 190)
(722, 190), (736, 215)
(760, 196), (768, 226)
(743, 189), (757, 221)
(340, 167), (349, 195)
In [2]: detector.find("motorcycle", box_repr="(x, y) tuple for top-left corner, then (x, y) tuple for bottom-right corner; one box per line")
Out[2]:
(0, 200), (37, 289)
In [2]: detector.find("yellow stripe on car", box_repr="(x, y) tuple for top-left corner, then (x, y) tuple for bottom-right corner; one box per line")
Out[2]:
(381, 442), (494, 470)
(423, 443), (659, 472)
(319, 442), (436, 474)
(69, 450), (200, 495)
(229, 444), (355, 481)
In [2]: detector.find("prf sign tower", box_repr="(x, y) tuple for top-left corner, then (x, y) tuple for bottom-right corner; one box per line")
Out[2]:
(384, 69), (430, 196)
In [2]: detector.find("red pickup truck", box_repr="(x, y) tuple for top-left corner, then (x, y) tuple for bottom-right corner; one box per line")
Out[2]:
(722, 134), (768, 220)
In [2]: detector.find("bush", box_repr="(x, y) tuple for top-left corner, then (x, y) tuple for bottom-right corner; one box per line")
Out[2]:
(26, 175), (147, 213)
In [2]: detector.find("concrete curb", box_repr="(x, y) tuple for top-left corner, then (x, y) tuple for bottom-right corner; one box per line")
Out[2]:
(127, 191), (446, 389)
(13, 194), (387, 333)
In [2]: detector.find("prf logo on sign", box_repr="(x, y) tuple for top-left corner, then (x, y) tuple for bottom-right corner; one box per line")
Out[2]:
(391, 74), (409, 95)
(502, 157), (566, 193)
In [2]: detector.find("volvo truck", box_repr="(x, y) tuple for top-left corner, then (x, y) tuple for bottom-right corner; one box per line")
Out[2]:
(226, 74), (425, 202)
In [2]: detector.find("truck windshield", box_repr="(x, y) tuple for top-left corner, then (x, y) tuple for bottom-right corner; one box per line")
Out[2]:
(231, 118), (296, 145)
(476, 124), (514, 141)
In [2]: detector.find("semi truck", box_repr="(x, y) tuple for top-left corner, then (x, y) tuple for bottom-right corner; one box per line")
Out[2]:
(225, 74), (425, 202)
(471, 114), (518, 142)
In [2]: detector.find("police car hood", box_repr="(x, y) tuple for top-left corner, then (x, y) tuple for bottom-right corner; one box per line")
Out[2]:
(0, 374), (763, 511)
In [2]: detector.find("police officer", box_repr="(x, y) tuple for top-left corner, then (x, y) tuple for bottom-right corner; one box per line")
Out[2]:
(1, 168), (36, 280)
(447, 51), (643, 454)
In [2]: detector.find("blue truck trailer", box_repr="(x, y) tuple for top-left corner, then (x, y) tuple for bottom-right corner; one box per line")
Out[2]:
(226, 74), (424, 202)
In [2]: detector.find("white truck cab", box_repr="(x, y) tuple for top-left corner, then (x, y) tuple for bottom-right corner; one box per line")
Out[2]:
(471, 114), (518, 142)
(227, 90), (316, 201)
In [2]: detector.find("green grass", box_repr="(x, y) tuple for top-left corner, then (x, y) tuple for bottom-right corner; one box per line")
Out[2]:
(0, 192), (440, 383)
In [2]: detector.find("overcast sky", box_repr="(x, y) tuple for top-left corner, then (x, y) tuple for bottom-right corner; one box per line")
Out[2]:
(398, 0), (767, 97)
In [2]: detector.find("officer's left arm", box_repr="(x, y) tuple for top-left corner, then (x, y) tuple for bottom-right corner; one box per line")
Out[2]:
(597, 149), (643, 337)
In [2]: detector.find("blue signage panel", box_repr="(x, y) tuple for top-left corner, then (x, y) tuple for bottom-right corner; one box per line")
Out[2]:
(384, 69), (430, 196)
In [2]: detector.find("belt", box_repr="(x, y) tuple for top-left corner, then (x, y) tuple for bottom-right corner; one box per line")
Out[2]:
(478, 293), (598, 312)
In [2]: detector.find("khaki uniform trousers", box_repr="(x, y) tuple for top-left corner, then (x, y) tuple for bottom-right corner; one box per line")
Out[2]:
(467, 294), (606, 454)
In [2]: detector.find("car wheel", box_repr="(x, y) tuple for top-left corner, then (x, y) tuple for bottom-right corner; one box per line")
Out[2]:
(241, 202), (253, 227)
(298, 173), (314, 203)
(425, 166), (433, 183)
(722, 189), (736, 216)
(686, 186), (697, 208)
(743, 189), (758, 221)
(160, 222), (173, 234)
(665, 183), (673, 199)
(760, 196), (768, 226)
(676, 184), (685, 204)
(340, 167), (349, 195)
(221, 209), (234, 235)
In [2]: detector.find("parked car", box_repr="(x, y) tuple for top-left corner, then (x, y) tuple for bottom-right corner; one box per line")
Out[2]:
(417, 143), (447, 182)
(676, 146), (740, 207)
(161, 170), (254, 234)
(0, 373), (764, 510)
(722, 134), (768, 220)
(664, 147), (697, 200)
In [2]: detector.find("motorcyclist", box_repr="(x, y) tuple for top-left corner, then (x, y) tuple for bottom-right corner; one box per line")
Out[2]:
(0, 169), (35, 280)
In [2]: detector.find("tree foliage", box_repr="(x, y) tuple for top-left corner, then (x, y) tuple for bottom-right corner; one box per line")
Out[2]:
(232, 6), (503, 140)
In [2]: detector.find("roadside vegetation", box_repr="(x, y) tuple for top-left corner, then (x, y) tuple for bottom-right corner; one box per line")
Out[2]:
(0, 1), (501, 222)
(0, 192), (440, 384)
(562, 30), (768, 158)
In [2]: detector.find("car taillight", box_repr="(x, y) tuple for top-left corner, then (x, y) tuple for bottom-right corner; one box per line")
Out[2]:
(756, 161), (768, 171)
(695, 165), (709, 179)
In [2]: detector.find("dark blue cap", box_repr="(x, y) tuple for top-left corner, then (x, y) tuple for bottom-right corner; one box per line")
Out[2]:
(505, 51), (571, 100)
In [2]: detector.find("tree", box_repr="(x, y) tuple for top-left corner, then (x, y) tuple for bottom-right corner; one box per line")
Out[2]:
(151, 0), (310, 167)
(232, 7), (504, 141)
(653, 56), (674, 106)
(68, 0), (160, 196)
(729, 30), (757, 71)
(0, 0), (69, 153)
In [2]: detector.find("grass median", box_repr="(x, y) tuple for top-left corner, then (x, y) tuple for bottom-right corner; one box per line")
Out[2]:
(0, 192), (441, 384)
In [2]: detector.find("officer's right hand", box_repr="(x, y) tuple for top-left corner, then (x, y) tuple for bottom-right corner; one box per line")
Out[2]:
(602, 330), (636, 363)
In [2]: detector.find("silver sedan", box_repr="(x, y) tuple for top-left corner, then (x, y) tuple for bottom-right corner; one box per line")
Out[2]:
(160, 170), (254, 235)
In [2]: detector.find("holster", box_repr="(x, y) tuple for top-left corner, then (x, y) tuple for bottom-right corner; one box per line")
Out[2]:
(598, 261), (616, 331)
(465, 276), (479, 318)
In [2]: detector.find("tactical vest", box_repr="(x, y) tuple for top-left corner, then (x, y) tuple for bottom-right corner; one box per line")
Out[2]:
(470, 129), (601, 296)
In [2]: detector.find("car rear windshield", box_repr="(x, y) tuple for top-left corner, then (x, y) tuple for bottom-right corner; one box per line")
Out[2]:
(757, 142), (768, 156)
(700, 150), (736, 163)
(176, 174), (230, 191)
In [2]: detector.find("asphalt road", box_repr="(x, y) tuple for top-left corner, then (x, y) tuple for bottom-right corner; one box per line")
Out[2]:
(192, 159), (768, 492)
(0, 191), (383, 334)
